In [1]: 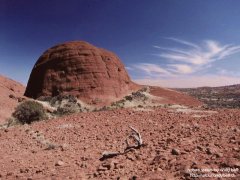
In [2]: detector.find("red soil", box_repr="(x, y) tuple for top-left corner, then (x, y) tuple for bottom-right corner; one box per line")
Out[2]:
(1, 75), (237, 179)
(0, 107), (239, 179)
(149, 86), (202, 107)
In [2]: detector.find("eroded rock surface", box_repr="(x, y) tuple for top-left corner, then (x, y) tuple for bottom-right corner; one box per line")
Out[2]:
(24, 41), (139, 104)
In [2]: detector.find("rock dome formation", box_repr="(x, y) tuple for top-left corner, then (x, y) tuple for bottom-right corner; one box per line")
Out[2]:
(24, 41), (140, 104)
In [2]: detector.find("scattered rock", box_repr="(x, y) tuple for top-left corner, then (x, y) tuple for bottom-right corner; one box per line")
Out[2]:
(150, 155), (161, 165)
(196, 145), (204, 151)
(9, 94), (16, 99)
(222, 159), (240, 168)
(215, 152), (223, 158)
(101, 162), (112, 170)
(6, 172), (13, 176)
(126, 153), (136, 161)
(0, 106), (239, 179)
(55, 161), (64, 166)
(206, 147), (220, 156)
(97, 166), (108, 172)
(172, 148), (180, 155)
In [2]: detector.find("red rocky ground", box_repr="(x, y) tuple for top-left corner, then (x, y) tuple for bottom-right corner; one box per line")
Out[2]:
(0, 107), (239, 179)
(0, 75), (25, 123)
(1, 41), (237, 179)
(149, 86), (201, 107)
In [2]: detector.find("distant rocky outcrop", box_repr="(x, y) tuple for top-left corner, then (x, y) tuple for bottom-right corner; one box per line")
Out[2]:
(24, 41), (140, 105)
(176, 84), (240, 108)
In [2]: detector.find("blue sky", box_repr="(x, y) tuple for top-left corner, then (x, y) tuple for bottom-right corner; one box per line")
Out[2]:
(1, 0), (240, 87)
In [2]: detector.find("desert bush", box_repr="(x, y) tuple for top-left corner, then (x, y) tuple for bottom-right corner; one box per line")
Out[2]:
(50, 95), (83, 116)
(12, 100), (47, 124)
(55, 105), (80, 116)
(99, 106), (110, 111)
(132, 91), (148, 101)
(37, 96), (52, 102)
(125, 95), (133, 101)
(36, 94), (90, 116)
(111, 99), (125, 108)
(6, 117), (21, 127)
(50, 95), (77, 106)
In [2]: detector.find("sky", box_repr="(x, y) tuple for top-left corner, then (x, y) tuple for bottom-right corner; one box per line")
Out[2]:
(1, 0), (240, 88)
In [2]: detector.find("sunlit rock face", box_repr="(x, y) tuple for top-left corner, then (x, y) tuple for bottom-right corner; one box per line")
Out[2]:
(24, 41), (140, 104)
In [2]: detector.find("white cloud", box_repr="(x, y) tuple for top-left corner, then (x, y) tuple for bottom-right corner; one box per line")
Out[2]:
(130, 63), (171, 76)
(168, 64), (194, 74)
(165, 37), (200, 49)
(134, 75), (240, 88)
(131, 38), (240, 76)
(125, 66), (133, 70)
(127, 38), (240, 87)
(156, 39), (240, 67)
(218, 45), (240, 59)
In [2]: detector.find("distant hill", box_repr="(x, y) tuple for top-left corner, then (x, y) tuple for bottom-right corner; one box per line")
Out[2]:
(175, 84), (240, 108)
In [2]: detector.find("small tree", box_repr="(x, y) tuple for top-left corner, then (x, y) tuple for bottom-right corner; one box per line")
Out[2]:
(12, 100), (46, 124)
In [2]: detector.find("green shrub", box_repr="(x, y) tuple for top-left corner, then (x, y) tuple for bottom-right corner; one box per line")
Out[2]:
(12, 100), (46, 124)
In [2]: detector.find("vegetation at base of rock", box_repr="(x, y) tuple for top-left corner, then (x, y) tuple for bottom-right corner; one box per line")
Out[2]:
(55, 106), (80, 116)
(6, 87), (155, 127)
(38, 95), (90, 116)
(51, 95), (89, 115)
(12, 100), (47, 124)
(49, 95), (78, 106)
(110, 87), (149, 109)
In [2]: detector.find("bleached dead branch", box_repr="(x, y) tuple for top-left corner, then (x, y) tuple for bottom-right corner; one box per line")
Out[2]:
(100, 126), (143, 161)
(124, 126), (143, 153)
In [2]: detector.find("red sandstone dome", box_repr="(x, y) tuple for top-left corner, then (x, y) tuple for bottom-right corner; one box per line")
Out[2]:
(24, 41), (140, 104)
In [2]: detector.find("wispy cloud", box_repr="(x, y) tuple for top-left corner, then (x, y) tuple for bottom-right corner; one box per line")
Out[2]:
(128, 38), (240, 76)
(155, 38), (240, 72)
(130, 63), (171, 76)
(167, 64), (194, 74)
(164, 37), (200, 49)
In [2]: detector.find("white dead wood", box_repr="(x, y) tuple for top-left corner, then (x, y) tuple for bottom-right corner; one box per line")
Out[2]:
(128, 126), (143, 147)
(100, 126), (143, 161)
(100, 151), (120, 161)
